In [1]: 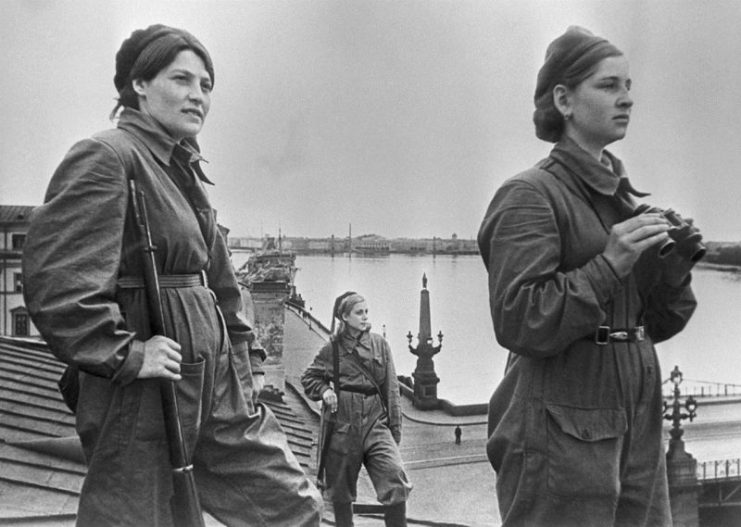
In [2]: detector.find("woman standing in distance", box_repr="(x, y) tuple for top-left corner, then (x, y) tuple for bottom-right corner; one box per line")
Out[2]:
(301, 292), (412, 527)
(477, 27), (698, 526)
(23, 25), (322, 526)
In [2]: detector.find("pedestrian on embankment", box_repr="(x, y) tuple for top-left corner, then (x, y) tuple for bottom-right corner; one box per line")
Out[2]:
(22, 24), (322, 526)
(477, 26), (700, 526)
(301, 291), (412, 527)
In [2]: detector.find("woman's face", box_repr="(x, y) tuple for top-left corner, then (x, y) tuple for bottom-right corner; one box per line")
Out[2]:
(342, 301), (370, 333)
(561, 55), (633, 154)
(133, 49), (212, 141)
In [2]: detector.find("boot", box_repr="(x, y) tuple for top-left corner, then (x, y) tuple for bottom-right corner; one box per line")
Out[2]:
(333, 501), (354, 527)
(384, 502), (407, 527)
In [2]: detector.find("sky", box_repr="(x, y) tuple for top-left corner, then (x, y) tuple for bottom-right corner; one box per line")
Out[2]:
(2, 0), (740, 241)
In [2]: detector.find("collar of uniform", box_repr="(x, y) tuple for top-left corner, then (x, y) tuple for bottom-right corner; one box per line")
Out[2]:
(550, 136), (647, 197)
(116, 108), (214, 184)
(340, 330), (372, 351)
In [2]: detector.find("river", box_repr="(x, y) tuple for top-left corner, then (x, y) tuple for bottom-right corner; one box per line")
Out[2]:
(233, 252), (741, 405)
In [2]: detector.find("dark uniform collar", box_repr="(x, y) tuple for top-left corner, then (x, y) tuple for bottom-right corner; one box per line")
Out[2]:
(550, 135), (648, 198)
(116, 108), (214, 185)
(340, 329), (372, 351)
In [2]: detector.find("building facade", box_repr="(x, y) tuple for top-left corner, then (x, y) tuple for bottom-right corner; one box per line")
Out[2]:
(0, 205), (38, 337)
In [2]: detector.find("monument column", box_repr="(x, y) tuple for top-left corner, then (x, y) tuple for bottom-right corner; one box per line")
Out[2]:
(407, 274), (443, 410)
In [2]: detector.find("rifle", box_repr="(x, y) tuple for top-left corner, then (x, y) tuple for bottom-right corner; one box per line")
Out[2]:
(315, 292), (356, 488)
(315, 336), (339, 489)
(129, 179), (205, 527)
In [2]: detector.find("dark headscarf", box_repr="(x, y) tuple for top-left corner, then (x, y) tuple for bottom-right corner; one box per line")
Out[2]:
(533, 26), (622, 142)
(111, 24), (214, 117)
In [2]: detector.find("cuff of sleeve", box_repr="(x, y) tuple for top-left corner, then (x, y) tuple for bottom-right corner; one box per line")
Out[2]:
(659, 272), (693, 296)
(111, 340), (145, 386)
(241, 340), (265, 375)
(664, 272), (693, 289)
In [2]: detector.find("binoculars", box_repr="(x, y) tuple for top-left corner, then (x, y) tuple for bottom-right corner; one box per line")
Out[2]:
(633, 204), (706, 263)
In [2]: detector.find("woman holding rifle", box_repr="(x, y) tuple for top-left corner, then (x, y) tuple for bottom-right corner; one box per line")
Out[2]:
(23, 24), (321, 526)
(301, 292), (412, 527)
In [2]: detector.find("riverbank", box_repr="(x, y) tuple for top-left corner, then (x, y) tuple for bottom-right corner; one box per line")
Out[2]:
(695, 261), (741, 273)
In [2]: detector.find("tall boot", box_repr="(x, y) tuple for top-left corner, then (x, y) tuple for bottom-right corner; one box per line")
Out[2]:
(384, 502), (407, 527)
(333, 501), (354, 527)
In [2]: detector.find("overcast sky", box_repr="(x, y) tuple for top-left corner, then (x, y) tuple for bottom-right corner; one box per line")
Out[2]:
(2, 0), (740, 241)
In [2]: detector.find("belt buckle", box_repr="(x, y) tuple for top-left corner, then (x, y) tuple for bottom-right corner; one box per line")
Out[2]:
(200, 270), (208, 287)
(635, 325), (645, 341)
(610, 331), (629, 341)
(595, 326), (610, 345)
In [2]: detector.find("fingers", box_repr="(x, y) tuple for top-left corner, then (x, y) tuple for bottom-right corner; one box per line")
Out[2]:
(137, 336), (183, 380)
(322, 389), (338, 413)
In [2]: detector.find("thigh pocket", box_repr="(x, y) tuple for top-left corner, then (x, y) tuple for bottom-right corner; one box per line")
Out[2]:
(546, 404), (627, 499)
(175, 359), (206, 450)
(329, 422), (353, 455)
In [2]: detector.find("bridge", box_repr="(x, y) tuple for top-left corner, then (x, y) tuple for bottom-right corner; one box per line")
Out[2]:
(698, 458), (741, 511)
(663, 378), (741, 400)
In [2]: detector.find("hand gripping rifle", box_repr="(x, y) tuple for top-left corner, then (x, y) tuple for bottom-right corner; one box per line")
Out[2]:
(129, 180), (205, 527)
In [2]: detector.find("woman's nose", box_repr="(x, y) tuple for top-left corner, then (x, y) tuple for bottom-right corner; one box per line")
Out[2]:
(189, 83), (205, 102)
(618, 89), (633, 108)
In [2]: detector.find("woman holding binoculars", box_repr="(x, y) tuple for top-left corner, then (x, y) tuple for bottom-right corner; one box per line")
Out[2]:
(478, 27), (699, 526)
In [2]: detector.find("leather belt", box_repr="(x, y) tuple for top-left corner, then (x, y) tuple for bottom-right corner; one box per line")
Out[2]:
(117, 271), (207, 289)
(341, 386), (378, 396)
(594, 325), (645, 345)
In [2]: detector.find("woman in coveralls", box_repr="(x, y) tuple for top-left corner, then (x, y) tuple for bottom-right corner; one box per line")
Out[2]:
(477, 27), (698, 526)
(301, 292), (412, 527)
(22, 24), (322, 526)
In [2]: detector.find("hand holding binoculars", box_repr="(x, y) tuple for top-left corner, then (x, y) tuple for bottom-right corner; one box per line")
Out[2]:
(633, 204), (706, 262)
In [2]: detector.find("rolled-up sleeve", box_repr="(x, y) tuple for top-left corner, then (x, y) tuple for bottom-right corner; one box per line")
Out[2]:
(477, 179), (623, 358)
(23, 139), (141, 382)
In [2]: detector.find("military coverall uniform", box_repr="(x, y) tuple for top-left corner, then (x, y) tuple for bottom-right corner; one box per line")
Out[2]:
(301, 331), (412, 507)
(23, 108), (322, 526)
(477, 137), (697, 527)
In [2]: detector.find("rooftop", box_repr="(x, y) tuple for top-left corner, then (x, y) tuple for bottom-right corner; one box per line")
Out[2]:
(0, 205), (36, 224)
(0, 336), (319, 526)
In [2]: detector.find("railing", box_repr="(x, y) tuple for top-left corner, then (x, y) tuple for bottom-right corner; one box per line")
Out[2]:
(285, 301), (332, 338)
(698, 458), (741, 481)
(662, 378), (741, 399)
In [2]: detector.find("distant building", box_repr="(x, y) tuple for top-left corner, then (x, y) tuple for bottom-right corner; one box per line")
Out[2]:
(0, 205), (38, 337)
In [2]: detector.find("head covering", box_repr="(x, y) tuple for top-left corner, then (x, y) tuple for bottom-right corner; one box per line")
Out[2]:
(333, 292), (365, 320)
(332, 291), (367, 336)
(111, 24), (214, 116)
(533, 26), (622, 142)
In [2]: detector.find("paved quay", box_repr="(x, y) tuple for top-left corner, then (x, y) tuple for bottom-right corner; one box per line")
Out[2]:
(283, 307), (501, 526)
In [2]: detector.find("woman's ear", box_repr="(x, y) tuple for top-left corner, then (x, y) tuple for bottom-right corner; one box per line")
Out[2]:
(132, 78), (147, 98)
(553, 84), (571, 119)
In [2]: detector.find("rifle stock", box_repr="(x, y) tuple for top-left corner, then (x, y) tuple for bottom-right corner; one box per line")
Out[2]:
(130, 180), (205, 527)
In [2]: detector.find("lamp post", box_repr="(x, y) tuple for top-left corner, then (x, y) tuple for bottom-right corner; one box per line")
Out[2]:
(664, 365), (698, 443)
(663, 365), (700, 527)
